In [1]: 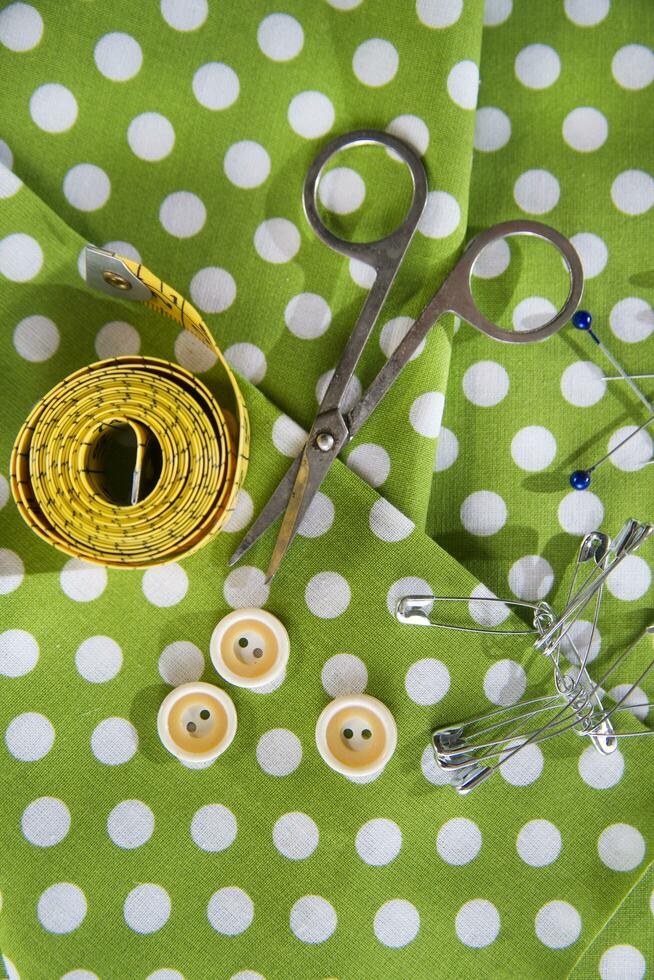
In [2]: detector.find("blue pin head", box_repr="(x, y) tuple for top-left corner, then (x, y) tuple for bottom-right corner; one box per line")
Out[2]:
(570, 469), (591, 490)
(572, 310), (593, 331)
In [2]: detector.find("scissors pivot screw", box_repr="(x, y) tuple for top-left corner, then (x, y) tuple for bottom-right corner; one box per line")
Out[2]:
(315, 431), (335, 452)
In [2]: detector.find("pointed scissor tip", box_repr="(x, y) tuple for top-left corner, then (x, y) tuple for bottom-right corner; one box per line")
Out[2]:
(227, 551), (241, 568)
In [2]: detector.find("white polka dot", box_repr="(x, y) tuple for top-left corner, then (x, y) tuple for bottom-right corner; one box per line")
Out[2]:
(63, 163), (110, 211)
(61, 971), (99, 980)
(142, 564), (188, 607)
(0, 628), (37, 678)
(224, 141), (270, 189)
(0, 164), (21, 198)
(484, 0), (512, 25)
(606, 555), (651, 600)
(0, 232), (43, 281)
(563, 106), (608, 152)
(75, 636), (122, 683)
(158, 640), (204, 686)
(272, 414), (307, 457)
(418, 190), (461, 238)
(228, 973), (264, 980)
(0, 139), (13, 168)
(326, 0), (363, 6)
(386, 115), (429, 157)
(159, 190), (206, 237)
(500, 740), (544, 786)
(374, 899), (420, 948)
(0, 2), (42, 51)
(174, 331), (217, 373)
(13, 314), (59, 361)
(409, 391), (445, 438)
(535, 901), (582, 949)
(514, 169), (560, 214)
(29, 83), (77, 134)
(273, 812), (319, 860)
(474, 106), (511, 151)
(447, 60), (479, 110)
(127, 112), (174, 161)
(254, 218), (300, 263)
(124, 884), (171, 934)
(223, 565), (270, 609)
(472, 238), (511, 279)
(189, 266), (236, 314)
(608, 684), (650, 722)
(95, 320), (140, 358)
(508, 555), (554, 600)
(192, 62), (239, 110)
(421, 742), (451, 785)
(469, 583), (510, 627)
(161, 0), (207, 31)
(512, 296), (557, 332)
(0, 475), (9, 509)
(612, 45), (654, 90)
(103, 239), (141, 263)
(461, 490), (507, 536)
(516, 820), (561, 866)
(107, 800), (154, 849)
(511, 426), (556, 471)
(379, 316), (424, 360)
(561, 360), (606, 406)
(405, 658), (450, 706)
(298, 491), (335, 539)
(609, 297), (654, 342)
(22, 797), (70, 847)
(191, 804), (237, 852)
(483, 659), (527, 706)
(515, 44), (561, 89)
(5, 712), (54, 761)
(570, 232), (608, 278)
(599, 945), (646, 980)
(94, 32), (142, 81)
(91, 717), (138, 765)
(291, 895), (336, 944)
(434, 427), (459, 471)
(355, 818), (402, 866)
(611, 170), (654, 215)
(321, 653), (368, 697)
(578, 744), (624, 788)
(462, 360), (509, 406)
(437, 818), (482, 865)
(38, 883), (87, 934)
(223, 489), (254, 534)
(257, 12), (303, 61)
(564, 0), (610, 26)
(558, 490), (604, 534)
(349, 257), (376, 288)
(257, 729), (302, 777)
(60, 558), (107, 602)
(147, 973), (184, 980)
(352, 38), (398, 87)
(346, 443), (390, 487)
(369, 498), (415, 542)
(455, 899), (500, 948)
(316, 369), (361, 413)
(560, 619), (602, 664)
(416, 0), (462, 27)
(318, 167), (365, 214)
(305, 571), (351, 618)
(288, 91), (334, 138)
(285, 292), (331, 339)
(387, 576), (432, 617)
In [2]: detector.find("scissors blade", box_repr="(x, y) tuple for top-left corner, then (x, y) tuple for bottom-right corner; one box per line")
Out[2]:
(227, 453), (304, 567)
(265, 447), (311, 583)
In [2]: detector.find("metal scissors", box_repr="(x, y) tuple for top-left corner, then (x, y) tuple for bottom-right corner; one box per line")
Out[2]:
(229, 128), (584, 581)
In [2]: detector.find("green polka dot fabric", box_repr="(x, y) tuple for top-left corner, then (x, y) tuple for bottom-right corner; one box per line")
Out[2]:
(0, 1), (653, 978)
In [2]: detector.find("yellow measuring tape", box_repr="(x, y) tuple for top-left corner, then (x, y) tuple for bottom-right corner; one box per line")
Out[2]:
(10, 248), (250, 568)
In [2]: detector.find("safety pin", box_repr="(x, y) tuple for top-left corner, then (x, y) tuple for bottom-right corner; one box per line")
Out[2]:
(395, 595), (555, 636)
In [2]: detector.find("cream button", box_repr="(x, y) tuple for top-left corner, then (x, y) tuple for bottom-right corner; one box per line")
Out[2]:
(210, 607), (290, 689)
(157, 681), (237, 764)
(315, 694), (397, 778)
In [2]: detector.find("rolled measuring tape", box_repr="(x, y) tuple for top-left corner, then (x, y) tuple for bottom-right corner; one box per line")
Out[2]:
(10, 247), (249, 568)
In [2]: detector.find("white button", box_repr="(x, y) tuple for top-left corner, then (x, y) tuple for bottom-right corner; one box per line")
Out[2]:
(157, 682), (237, 764)
(315, 694), (397, 778)
(210, 607), (290, 689)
